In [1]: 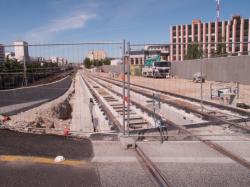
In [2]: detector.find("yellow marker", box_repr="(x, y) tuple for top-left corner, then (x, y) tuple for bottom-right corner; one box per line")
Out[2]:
(0, 155), (87, 166)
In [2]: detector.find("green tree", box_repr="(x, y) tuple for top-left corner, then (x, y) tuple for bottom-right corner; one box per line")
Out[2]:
(186, 43), (203, 60)
(84, 57), (92, 69)
(103, 58), (111, 65)
(2, 59), (22, 72)
(216, 37), (227, 57)
(94, 59), (103, 67)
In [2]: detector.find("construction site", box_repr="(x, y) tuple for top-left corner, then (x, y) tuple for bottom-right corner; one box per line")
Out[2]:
(0, 39), (250, 187)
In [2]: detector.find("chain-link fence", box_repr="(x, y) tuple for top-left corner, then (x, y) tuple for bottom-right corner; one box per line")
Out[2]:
(125, 42), (250, 110)
(1, 40), (249, 137)
(0, 42), (123, 89)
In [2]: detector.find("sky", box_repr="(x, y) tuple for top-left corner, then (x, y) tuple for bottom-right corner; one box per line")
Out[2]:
(0, 0), (250, 45)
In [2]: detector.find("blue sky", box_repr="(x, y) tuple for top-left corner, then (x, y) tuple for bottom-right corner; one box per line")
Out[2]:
(0, 0), (250, 44)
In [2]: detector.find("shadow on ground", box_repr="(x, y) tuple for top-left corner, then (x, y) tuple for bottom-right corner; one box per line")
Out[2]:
(0, 129), (93, 160)
(0, 129), (101, 187)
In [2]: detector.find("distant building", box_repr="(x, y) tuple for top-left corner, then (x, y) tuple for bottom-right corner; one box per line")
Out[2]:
(88, 50), (107, 60)
(129, 50), (146, 65)
(5, 51), (15, 60)
(14, 41), (29, 62)
(170, 15), (250, 61)
(58, 57), (68, 66)
(129, 44), (170, 66)
(30, 56), (45, 63)
(111, 59), (122, 66)
(0, 44), (5, 64)
(50, 56), (59, 64)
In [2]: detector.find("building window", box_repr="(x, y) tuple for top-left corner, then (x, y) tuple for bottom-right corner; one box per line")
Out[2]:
(135, 58), (138, 65)
(131, 58), (134, 64)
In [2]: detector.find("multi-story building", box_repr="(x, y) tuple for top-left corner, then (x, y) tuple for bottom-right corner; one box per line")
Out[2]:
(0, 44), (5, 64)
(130, 44), (170, 66)
(58, 57), (68, 66)
(170, 15), (250, 61)
(50, 56), (59, 64)
(88, 50), (107, 60)
(5, 51), (15, 60)
(14, 41), (29, 62)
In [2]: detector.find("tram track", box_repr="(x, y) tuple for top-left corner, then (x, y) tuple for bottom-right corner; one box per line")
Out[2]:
(92, 74), (250, 133)
(82, 72), (250, 172)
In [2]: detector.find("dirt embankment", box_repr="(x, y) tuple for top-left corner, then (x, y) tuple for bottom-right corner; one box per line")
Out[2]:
(5, 77), (76, 134)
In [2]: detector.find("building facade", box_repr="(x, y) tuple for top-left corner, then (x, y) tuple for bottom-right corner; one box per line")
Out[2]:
(14, 41), (29, 62)
(170, 15), (250, 61)
(5, 51), (15, 60)
(130, 44), (170, 66)
(0, 44), (5, 64)
(87, 50), (107, 60)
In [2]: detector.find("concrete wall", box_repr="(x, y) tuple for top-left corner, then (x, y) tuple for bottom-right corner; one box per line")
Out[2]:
(171, 56), (250, 85)
(97, 64), (127, 74)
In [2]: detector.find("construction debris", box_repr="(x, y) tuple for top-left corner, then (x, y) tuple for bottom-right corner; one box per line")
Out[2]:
(0, 115), (11, 122)
(4, 79), (75, 134)
(52, 100), (72, 120)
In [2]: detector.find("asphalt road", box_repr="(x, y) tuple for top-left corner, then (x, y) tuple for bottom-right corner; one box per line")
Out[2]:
(0, 129), (100, 187)
(0, 130), (155, 187)
(2, 129), (249, 187)
(0, 76), (72, 115)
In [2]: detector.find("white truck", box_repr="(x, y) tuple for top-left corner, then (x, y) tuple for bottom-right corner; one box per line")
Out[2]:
(142, 55), (171, 78)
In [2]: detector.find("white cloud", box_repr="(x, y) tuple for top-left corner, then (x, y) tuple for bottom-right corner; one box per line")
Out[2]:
(26, 12), (96, 42)
(44, 14), (95, 33)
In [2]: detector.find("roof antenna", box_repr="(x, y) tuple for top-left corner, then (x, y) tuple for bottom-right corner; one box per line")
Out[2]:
(216, 0), (220, 21)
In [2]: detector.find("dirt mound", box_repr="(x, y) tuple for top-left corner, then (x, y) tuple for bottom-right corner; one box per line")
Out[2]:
(5, 78), (75, 134)
(52, 99), (72, 120)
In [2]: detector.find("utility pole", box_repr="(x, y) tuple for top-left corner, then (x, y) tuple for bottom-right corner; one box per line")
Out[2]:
(127, 41), (131, 136)
(122, 40), (126, 135)
(200, 50), (204, 112)
(23, 43), (28, 86)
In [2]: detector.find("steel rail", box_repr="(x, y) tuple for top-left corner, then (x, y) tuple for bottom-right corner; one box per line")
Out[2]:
(88, 74), (250, 171)
(95, 74), (250, 117)
(80, 73), (122, 132)
(82, 73), (172, 186)
(93, 75), (250, 133)
(135, 145), (172, 187)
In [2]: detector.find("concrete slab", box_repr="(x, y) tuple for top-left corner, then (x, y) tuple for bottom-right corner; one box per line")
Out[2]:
(137, 141), (250, 187)
(91, 141), (155, 187)
(71, 73), (93, 132)
(214, 141), (250, 158)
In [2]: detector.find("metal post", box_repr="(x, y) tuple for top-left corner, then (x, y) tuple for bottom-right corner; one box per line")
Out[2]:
(127, 42), (131, 136)
(200, 54), (204, 112)
(153, 94), (157, 128)
(122, 40), (126, 135)
(23, 44), (28, 86)
(237, 82), (240, 99)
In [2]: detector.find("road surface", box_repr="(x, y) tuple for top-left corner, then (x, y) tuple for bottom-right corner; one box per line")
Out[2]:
(0, 76), (72, 116)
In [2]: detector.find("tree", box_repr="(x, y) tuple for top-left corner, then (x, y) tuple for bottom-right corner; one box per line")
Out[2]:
(186, 43), (203, 60)
(103, 58), (111, 65)
(84, 58), (92, 69)
(216, 37), (227, 57)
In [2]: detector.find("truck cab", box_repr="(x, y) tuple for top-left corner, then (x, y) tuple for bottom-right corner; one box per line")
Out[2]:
(142, 56), (171, 78)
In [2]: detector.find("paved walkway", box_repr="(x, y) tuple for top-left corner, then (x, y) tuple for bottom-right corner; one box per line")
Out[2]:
(71, 73), (93, 132)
